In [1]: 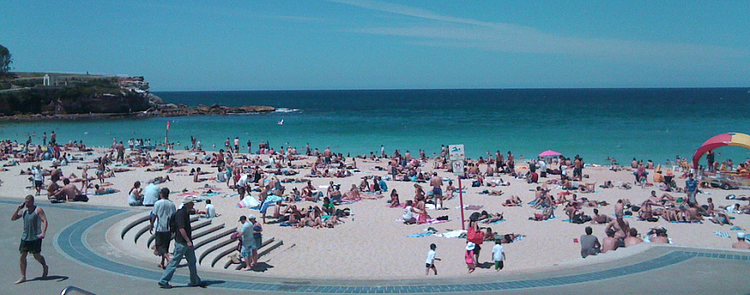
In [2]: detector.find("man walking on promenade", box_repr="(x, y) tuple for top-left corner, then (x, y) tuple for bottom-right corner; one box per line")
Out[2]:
(158, 197), (204, 288)
(11, 195), (49, 284)
(150, 188), (176, 269)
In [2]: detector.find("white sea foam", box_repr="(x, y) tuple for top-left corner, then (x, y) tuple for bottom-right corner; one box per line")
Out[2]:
(275, 108), (300, 113)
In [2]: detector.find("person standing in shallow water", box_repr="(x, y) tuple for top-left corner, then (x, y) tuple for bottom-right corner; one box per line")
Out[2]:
(11, 195), (49, 284)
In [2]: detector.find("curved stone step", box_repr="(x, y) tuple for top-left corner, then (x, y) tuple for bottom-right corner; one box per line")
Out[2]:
(135, 215), (199, 245)
(120, 215), (150, 239)
(219, 238), (277, 269)
(228, 239), (284, 270)
(191, 223), (225, 241)
(146, 218), (211, 249)
(195, 228), (235, 251)
(198, 234), (237, 265)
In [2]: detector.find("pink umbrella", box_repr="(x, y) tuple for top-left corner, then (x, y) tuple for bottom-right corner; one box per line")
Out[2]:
(539, 150), (562, 157)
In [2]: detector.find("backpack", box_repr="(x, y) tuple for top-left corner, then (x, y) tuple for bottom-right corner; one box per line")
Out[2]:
(168, 209), (181, 233)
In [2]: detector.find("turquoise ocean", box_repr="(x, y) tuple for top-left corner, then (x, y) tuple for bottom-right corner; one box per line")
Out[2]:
(1, 88), (749, 167)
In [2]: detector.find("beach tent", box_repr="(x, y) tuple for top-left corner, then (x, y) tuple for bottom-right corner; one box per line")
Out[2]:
(539, 150), (562, 157)
(692, 132), (750, 169)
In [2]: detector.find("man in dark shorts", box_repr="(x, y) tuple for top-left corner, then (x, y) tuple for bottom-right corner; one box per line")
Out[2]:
(11, 195), (49, 284)
(150, 188), (176, 269)
(430, 172), (444, 209)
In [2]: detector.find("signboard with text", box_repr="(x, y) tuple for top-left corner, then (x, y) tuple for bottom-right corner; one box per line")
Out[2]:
(449, 144), (465, 161)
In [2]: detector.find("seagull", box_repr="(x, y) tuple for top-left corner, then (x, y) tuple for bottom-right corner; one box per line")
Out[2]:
(278, 119), (284, 125)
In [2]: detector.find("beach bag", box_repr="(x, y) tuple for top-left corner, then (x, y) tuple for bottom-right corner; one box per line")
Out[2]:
(467, 228), (484, 245)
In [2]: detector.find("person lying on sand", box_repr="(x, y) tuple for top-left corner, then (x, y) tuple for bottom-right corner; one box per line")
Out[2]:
(94, 184), (119, 195)
(503, 195), (522, 207)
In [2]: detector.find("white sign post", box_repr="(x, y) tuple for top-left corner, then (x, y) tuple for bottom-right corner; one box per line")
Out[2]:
(449, 144), (467, 230)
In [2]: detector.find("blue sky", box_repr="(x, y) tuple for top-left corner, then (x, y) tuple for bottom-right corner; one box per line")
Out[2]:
(4, 0), (749, 91)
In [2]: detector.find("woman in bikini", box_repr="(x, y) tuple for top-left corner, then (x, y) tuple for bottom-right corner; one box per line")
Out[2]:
(389, 189), (401, 208)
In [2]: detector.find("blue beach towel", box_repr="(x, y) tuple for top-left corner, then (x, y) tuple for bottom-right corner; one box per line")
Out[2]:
(408, 232), (434, 238)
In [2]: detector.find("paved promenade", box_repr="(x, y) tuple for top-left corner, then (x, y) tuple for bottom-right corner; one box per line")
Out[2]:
(2, 198), (749, 294)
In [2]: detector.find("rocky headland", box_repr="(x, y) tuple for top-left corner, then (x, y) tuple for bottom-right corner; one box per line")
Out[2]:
(0, 73), (275, 120)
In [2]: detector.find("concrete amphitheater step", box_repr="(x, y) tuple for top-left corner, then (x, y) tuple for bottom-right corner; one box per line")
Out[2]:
(145, 217), (210, 249)
(197, 231), (238, 265)
(219, 238), (282, 270)
(135, 215), (199, 245)
(120, 214), (150, 239)
(195, 227), (236, 251)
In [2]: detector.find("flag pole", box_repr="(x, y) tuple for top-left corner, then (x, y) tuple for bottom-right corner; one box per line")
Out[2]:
(165, 121), (170, 149)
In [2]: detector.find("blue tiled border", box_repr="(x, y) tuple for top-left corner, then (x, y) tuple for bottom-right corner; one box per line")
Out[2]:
(43, 202), (750, 293)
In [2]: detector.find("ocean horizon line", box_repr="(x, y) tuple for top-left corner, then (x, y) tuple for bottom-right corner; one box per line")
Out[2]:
(153, 86), (750, 94)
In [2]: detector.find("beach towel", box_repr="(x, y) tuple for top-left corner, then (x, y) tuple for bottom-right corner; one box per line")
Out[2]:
(488, 219), (506, 224)
(223, 193), (239, 198)
(435, 230), (467, 238)
(714, 231), (731, 239)
(408, 232), (435, 238)
(237, 197), (260, 208)
(730, 226), (745, 231)
(461, 205), (483, 210)
(425, 218), (448, 224)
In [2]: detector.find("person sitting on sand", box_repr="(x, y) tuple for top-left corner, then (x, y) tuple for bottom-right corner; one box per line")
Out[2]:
(605, 215), (630, 246)
(340, 184), (361, 202)
(322, 197), (335, 216)
(580, 226), (601, 258)
(60, 178), (85, 201)
(565, 202), (580, 221)
(531, 206), (554, 221)
(531, 187), (546, 208)
(601, 229), (619, 253)
(445, 181), (456, 200)
(649, 228), (670, 244)
(624, 228), (643, 247)
(47, 174), (62, 202)
(403, 200), (416, 224)
(638, 202), (659, 222)
(732, 233), (750, 249)
(590, 208), (613, 224)
(389, 189), (401, 208)
(128, 181), (143, 206)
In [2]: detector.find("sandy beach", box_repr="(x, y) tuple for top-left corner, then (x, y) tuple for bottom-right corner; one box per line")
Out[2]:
(1, 144), (748, 280)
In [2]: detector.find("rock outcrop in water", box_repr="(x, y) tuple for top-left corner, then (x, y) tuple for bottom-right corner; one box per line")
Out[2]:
(0, 73), (274, 120)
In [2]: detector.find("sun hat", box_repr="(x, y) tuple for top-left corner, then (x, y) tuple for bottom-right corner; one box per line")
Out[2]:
(182, 196), (196, 204)
(466, 242), (476, 251)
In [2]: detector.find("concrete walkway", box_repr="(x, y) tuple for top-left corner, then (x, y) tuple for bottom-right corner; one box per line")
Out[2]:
(2, 198), (750, 294)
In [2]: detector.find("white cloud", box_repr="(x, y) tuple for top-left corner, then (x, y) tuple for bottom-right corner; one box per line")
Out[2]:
(330, 0), (750, 62)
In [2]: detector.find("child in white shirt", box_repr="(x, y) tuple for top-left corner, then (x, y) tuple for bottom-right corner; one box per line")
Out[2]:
(425, 243), (441, 275)
(492, 239), (506, 271)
